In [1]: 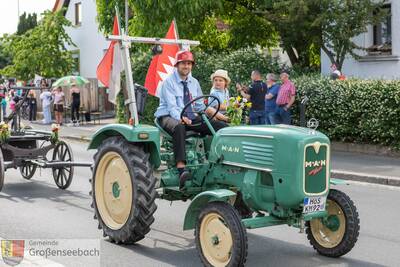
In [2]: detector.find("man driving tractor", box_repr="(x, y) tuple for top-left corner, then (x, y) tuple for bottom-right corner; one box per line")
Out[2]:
(155, 50), (228, 189)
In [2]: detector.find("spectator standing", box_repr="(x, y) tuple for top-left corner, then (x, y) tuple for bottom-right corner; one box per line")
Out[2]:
(52, 87), (64, 125)
(28, 90), (37, 121)
(40, 88), (53, 124)
(1, 93), (7, 120)
(330, 64), (342, 80)
(236, 70), (268, 125)
(9, 90), (17, 112)
(276, 72), (296, 125)
(264, 73), (280, 125)
(70, 83), (81, 126)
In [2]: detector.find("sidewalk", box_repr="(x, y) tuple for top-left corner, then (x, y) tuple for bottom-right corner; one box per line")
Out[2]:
(29, 118), (116, 142)
(331, 152), (400, 186)
(28, 120), (400, 187)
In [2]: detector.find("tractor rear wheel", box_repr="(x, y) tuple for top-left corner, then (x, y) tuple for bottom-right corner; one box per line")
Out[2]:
(306, 189), (360, 257)
(195, 202), (248, 267)
(91, 136), (157, 244)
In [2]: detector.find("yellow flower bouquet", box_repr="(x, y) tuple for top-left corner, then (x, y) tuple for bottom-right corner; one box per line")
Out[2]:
(50, 124), (60, 144)
(226, 96), (252, 126)
(0, 122), (10, 143)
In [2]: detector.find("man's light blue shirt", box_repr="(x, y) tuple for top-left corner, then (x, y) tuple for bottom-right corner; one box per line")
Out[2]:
(155, 69), (205, 120)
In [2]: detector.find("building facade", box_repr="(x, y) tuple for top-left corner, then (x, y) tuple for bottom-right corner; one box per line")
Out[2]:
(53, 0), (113, 113)
(321, 1), (400, 79)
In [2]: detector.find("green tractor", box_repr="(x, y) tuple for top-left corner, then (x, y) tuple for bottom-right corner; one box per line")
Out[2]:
(88, 35), (359, 266)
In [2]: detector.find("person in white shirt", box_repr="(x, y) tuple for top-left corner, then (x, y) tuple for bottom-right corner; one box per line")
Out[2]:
(330, 64), (342, 80)
(40, 88), (52, 124)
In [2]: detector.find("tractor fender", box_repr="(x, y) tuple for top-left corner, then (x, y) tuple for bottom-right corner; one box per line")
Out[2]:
(330, 178), (349, 185)
(88, 123), (161, 168)
(183, 189), (237, 230)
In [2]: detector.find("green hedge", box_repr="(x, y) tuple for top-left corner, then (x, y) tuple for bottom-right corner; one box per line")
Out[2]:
(131, 48), (400, 148)
(293, 76), (400, 148)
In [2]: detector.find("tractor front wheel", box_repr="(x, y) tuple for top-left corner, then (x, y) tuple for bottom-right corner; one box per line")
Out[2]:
(195, 202), (248, 267)
(91, 136), (157, 244)
(306, 189), (360, 257)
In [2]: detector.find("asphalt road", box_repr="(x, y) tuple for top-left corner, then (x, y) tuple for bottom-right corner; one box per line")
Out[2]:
(0, 140), (399, 267)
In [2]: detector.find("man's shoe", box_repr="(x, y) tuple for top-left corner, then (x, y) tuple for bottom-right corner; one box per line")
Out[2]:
(179, 170), (192, 190)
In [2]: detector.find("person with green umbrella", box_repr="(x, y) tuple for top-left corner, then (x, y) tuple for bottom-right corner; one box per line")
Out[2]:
(53, 76), (87, 126)
(70, 82), (81, 126)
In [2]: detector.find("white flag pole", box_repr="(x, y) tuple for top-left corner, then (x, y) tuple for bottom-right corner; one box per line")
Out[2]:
(125, 0), (129, 35)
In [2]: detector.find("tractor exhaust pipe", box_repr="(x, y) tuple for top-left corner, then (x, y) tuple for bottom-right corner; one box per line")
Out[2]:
(300, 95), (309, 127)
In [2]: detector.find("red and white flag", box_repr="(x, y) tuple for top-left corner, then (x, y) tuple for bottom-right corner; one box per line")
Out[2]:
(145, 21), (179, 96)
(96, 16), (123, 104)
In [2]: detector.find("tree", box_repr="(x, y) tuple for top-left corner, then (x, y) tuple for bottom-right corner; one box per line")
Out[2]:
(95, 0), (385, 70)
(0, 10), (75, 80)
(0, 42), (11, 70)
(17, 12), (38, 35)
(95, 0), (279, 51)
(319, 0), (386, 70)
(256, 0), (322, 69)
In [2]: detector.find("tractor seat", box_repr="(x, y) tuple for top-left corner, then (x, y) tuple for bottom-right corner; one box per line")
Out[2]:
(154, 118), (202, 140)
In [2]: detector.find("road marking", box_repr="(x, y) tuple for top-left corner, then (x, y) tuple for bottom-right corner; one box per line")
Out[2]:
(0, 236), (64, 267)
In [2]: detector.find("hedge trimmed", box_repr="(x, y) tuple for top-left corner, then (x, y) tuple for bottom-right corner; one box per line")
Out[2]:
(131, 48), (400, 148)
(293, 76), (400, 148)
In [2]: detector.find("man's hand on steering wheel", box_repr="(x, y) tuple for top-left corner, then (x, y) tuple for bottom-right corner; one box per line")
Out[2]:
(181, 116), (192, 125)
(180, 95), (220, 127)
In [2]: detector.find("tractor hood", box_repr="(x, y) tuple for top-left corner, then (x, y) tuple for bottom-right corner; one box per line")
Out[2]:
(216, 124), (324, 140)
(209, 124), (330, 172)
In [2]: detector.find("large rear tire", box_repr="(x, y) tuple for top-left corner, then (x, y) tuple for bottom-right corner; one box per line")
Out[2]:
(195, 202), (248, 267)
(306, 189), (360, 257)
(91, 136), (157, 244)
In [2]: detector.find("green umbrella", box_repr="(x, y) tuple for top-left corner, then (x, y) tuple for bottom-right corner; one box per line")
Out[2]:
(53, 75), (90, 87)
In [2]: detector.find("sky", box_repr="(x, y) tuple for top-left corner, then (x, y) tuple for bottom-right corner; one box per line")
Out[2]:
(0, 0), (56, 36)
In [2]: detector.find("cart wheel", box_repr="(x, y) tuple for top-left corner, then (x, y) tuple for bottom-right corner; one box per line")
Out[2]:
(195, 202), (248, 267)
(0, 149), (4, 192)
(20, 163), (37, 180)
(306, 189), (360, 257)
(52, 141), (74, 189)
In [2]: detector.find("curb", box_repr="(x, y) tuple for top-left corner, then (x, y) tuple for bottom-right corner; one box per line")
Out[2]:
(331, 170), (400, 187)
(331, 141), (400, 158)
(61, 135), (91, 143)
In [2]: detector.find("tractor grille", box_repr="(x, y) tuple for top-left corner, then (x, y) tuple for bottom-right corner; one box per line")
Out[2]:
(241, 141), (274, 169)
(304, 143), (329, 195)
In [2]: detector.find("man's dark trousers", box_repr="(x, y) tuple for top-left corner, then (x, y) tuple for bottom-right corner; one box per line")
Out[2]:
(159, 116), (226, 162)
(249, 109), (265, 125)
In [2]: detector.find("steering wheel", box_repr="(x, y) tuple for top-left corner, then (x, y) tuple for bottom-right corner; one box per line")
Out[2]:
(180, 95), (220, 126)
